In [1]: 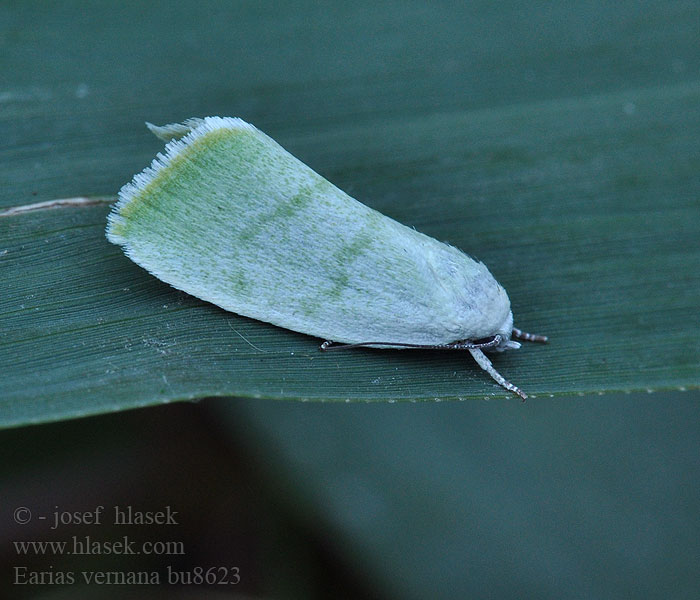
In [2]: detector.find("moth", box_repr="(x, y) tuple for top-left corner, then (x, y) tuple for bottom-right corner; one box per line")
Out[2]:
(107, 117), (547, 399)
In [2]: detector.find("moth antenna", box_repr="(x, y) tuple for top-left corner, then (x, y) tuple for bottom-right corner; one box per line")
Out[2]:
(468, 348), (527, 401)
(319, 337), (501, 351)
(512, 327), (548, 343)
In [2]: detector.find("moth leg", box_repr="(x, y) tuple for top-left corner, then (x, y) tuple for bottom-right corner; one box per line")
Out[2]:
(468, 348), (527, 401)
(512, 327), (548, 343)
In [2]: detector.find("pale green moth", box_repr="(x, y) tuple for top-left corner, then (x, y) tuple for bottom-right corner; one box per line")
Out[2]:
(107, 117), (547, 399)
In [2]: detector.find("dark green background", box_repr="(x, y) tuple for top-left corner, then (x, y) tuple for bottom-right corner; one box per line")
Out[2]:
(2, 1), (699, 598)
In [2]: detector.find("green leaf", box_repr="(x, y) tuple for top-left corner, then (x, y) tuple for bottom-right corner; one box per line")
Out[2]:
(2, 1), (699, 428)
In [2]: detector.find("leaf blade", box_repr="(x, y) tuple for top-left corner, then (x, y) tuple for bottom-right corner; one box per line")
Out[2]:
(2, 81), (699, 427)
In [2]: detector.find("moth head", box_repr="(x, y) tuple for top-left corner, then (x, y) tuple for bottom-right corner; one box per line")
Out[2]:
(491, 310), (521, 352)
